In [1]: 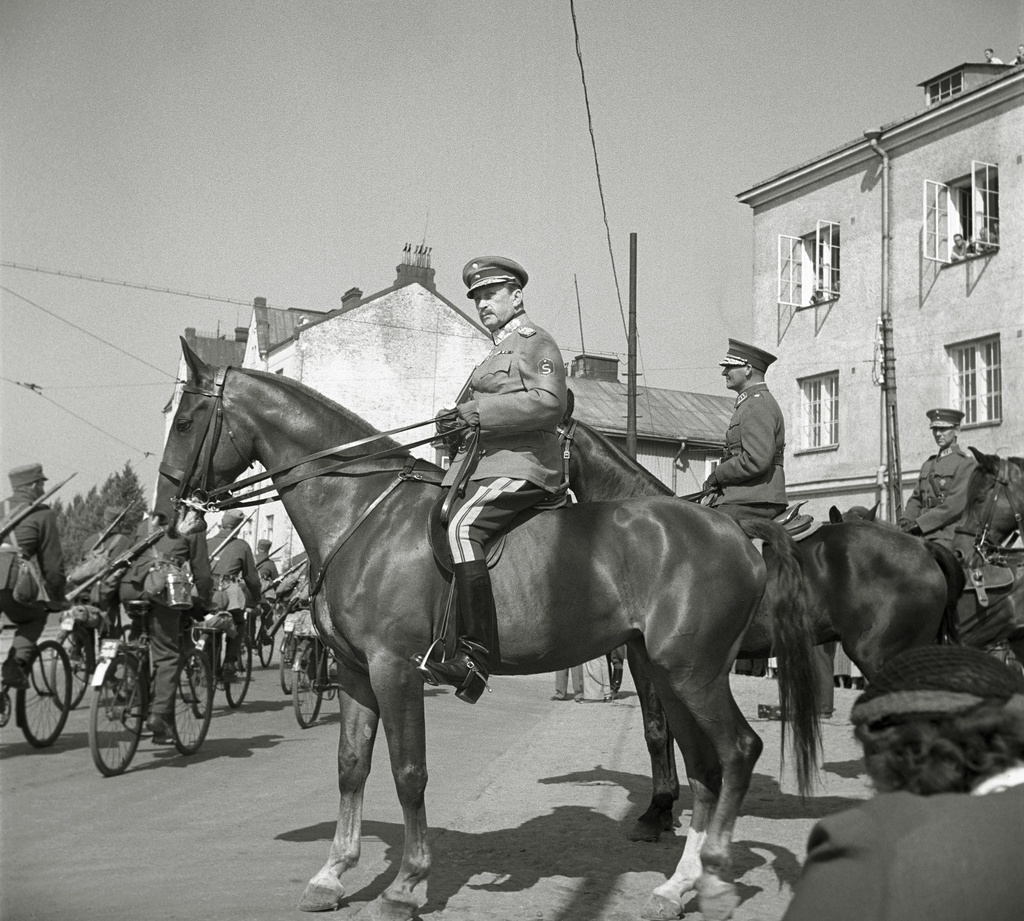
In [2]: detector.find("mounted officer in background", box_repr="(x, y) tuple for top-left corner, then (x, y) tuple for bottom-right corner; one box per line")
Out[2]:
(899, 407), (977, 551)
(417, 256), (568, 704)
(703, 339), (787, 522)
(0, 464), (67, 688)
(210, 509), (261, 682)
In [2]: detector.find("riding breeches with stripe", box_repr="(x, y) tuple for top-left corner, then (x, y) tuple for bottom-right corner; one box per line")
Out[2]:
(447, 477), (549, 564)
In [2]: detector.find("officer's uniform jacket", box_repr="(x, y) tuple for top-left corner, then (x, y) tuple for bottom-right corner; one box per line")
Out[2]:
(0, 489), (66, 601)
(713, 383), (787, 506)
(903, 443), (977, 544)
(444, 312), (567, 492)
(211, 531), (261, 604)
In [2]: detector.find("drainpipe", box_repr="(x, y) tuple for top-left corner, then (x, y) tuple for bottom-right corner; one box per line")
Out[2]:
(864, 130), (903, 522)
(672, 440), (687, 495)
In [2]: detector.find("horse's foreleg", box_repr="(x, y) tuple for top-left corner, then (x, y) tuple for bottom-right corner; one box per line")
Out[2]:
(360, 659), (430, 921)
(300, 668), (380, 913)
(627, 643), (679, 842)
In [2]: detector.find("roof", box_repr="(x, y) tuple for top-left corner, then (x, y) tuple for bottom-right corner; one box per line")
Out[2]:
(738, 62), (1023, 202)
(255, 304), (326, 353)
(568, 377), (733, 447)
(186, 334), (245, 368)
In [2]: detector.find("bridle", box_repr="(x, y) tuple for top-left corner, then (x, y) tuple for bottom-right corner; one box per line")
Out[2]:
(959, 457), (1024, 557)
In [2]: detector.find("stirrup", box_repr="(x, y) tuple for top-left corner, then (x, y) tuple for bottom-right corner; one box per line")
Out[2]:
(412, 638), (445, 687)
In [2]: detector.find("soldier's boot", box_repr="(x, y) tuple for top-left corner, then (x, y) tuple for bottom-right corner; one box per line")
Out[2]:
(422, 560), (495, 704)
(610, 663), (623, 694)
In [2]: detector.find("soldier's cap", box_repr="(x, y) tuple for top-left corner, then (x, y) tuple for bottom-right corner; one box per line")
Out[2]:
(8, 463), (47, 489)
(463, 256), (528, 299)
(927, 407), (965, 429)
(257, 539), (272, 550)
(103, 506), (123, 524)
(718, 339), (777, 374)
(220, 510), (245, 529)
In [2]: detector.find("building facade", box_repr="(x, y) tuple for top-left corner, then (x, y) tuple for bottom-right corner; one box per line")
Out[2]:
(737, 62), (1022, 521)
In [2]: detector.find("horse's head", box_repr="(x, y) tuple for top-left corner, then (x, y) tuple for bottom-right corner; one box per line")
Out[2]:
(155, 340), (256, 536)
(957, 448), (1024, 551)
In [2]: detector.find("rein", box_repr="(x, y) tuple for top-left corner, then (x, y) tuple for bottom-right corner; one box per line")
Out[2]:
(957, 458), (1024, 558)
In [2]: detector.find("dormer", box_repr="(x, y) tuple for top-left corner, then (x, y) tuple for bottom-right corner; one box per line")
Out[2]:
(919, 62), (1013, 106)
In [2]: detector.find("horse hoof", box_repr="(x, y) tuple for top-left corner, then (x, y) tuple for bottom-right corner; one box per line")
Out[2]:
(695, 875), (739, 921)
(356, 896), (417, 921)
(629, 807), (672, 842)
(298, 881), (345, 912)
(640, 893), (683, 920)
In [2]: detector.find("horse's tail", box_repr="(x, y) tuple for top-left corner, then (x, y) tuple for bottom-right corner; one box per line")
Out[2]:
(739, 518), (822, 797)
(924, 540), (965, 645)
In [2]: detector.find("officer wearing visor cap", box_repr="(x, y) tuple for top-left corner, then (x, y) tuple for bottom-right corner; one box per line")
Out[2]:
(418, 256), (567, 704)
(898, 408), (976, 549)
(703, 339), (788, 522)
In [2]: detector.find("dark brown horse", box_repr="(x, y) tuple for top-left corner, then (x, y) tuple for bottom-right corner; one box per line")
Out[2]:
(155, 345), (823, 921)
(565, 417), (964, 841)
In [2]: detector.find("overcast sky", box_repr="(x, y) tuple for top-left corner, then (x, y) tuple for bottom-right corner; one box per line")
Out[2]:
(2, 0), (1021, 496)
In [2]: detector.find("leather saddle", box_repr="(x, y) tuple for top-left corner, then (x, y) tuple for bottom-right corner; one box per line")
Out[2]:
(963, 552), (1019, 608)
(773, 501), (814, 539)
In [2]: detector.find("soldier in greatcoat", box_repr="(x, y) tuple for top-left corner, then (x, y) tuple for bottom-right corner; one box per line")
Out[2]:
(898, 408), (977, 550)
(418, 256), (568, 704)
(0, 463), (66, 688)
(703, 339), (788, 522)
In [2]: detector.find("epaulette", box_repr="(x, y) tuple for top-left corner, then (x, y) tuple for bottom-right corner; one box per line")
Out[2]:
(517, 327), (536, 337)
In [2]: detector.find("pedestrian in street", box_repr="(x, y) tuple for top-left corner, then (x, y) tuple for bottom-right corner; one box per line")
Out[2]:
(552, 665), (584, 701)
(782, 644), (1024, 921)
(0, 463), (67, 688)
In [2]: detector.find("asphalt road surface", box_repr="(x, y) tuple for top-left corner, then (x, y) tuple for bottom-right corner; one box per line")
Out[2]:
(1, 657), (869, 921)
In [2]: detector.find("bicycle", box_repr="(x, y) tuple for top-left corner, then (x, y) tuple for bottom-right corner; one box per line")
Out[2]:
(57, 603), (120, 709)
(0, 626), (72, 748)
(279, 602), (311, 696)
(193, 610), (253, 708)
(292, 626), (340, 729)
(248, 599), (285, 668)
(88, 601), (213, 776)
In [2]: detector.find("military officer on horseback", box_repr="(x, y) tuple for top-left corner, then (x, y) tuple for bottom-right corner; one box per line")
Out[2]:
(703, 339), (787, 522)
(421, 256), (567, 703)
(899, 407), (977, 550)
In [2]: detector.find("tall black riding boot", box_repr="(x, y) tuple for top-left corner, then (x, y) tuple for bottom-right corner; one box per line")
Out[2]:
(426, 560), (496, 704)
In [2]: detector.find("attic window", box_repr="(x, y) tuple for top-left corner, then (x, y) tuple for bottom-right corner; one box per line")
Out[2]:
(925, 71), (963, 105)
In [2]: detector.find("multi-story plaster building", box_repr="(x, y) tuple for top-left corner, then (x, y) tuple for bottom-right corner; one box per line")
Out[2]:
(737, 60), (1023, 521)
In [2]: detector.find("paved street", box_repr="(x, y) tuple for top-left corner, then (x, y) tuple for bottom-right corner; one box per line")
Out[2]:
(1, 658), (869, 921)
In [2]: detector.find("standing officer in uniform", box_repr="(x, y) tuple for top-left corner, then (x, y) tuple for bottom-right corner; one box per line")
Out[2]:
(0, 464), (66, 688)
(703, 339), (787, 522)
(255, 539), (279, 593)
(418, 256), (568, 704)
(210, 509), (261, 680)
(898, 408), (977, 550)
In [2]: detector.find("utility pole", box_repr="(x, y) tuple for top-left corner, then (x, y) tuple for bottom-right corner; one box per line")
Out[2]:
(865, 130), (902, 521)
(627, 232), (638, 460)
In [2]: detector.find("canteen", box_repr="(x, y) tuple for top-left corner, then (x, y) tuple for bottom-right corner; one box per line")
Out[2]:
(164, 571), (193, 610)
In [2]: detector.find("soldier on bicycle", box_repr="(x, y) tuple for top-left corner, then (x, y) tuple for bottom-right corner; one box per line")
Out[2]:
(210, 510), (261, 682)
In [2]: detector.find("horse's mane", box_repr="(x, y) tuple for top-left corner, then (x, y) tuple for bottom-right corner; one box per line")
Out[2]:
(238, 367), (410, 457)
(572, 419), (672, 498)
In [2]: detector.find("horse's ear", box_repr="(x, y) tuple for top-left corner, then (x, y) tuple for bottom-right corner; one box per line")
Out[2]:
(561, 388), (576, 425)
(968, 446), (999, 473)
(181, 337), (211, 385)
(867, 501), (879, 521)
(828, 506), (844, 523)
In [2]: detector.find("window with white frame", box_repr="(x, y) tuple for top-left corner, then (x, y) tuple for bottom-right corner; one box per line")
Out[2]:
(778, 221), (840, 307)
(948, 336), (1001, 426)
(799, 372), (840, 449)
(925, 71), (964, 106)
(923, 161), (999, 263)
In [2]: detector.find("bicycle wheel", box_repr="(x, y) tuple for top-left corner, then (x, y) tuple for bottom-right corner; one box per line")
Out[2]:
(88, 651), (145, 775)
(279, 633), (295, 695)
(58, 627), (95, 710)
(0, 689), (10, 728)
(18, 640), (72, 748)
(171, 648), (213, 755)
(224, 635), (253, 709)
(257, 625), (275, 667)
(293, 639), (322, 728)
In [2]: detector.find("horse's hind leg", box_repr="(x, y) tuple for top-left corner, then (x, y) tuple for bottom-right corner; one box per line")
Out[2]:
(300, 668), (381, 912)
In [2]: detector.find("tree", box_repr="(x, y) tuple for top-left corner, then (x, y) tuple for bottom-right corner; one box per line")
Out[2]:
(54, 462), (147, 564)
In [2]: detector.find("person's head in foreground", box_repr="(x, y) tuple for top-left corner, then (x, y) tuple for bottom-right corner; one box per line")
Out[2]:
(851, 644), (1024, 795)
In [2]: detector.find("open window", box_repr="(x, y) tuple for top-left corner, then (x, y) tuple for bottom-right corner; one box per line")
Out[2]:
(778, 221), (840, 308)
(923, 161), (999, 263)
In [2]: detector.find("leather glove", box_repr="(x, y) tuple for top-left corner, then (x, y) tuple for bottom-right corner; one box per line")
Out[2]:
(702, 474), (720, 493)
(434, 406), (464, 461)
(897, 518), (922, 535)
(457, 402), (481, 427)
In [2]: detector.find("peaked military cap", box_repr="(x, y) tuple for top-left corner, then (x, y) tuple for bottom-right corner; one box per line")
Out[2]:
(926, 407), (965, 429)
(220, 510), (245, 529)
(463, 256), (528, 298)
(257, 539), (272, 550)
(718, 339), (777, 374)
(8, 463), (47, 488)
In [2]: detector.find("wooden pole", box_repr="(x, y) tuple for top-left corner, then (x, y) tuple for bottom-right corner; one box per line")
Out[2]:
(627, 233), (638, 460)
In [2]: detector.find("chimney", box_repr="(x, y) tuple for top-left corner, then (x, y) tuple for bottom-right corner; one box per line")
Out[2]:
(234, 326), (248, 343)
(341, 287), (362, 311)
(570, 353), (620, 382)
(395, 243), (436, 291)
